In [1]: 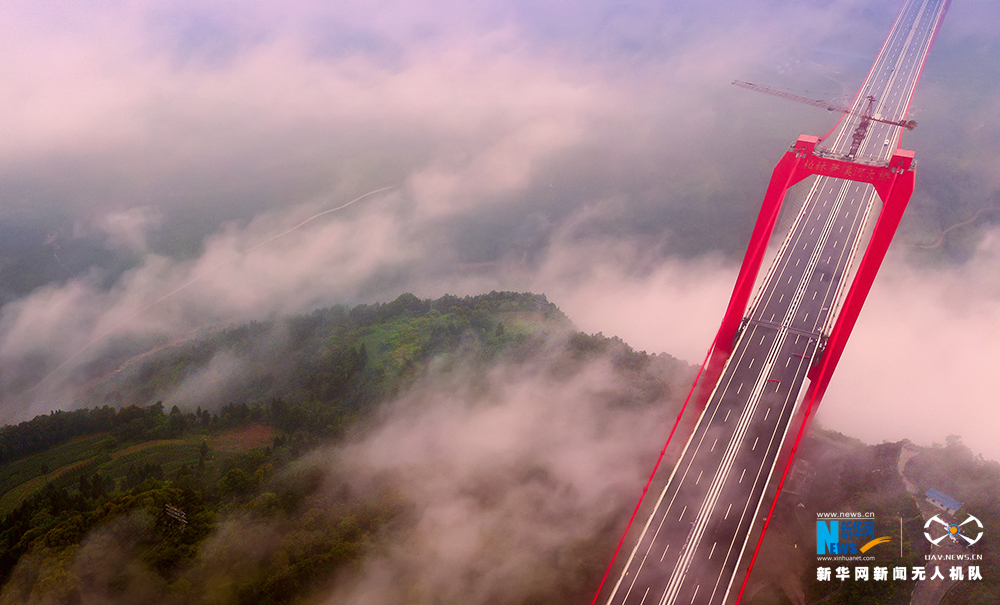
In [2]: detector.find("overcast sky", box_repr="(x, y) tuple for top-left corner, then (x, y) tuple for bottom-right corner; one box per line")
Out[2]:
(0, 0), (998, 459)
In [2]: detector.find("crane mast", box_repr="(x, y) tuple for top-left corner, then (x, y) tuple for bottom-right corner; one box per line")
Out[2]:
(848, 95), (876, 159)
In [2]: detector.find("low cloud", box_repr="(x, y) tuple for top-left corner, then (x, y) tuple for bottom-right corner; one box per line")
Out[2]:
(0, 511), (165, 605)
(819, 229), (1000, 460)
(321, 340), (682, 604)
(162, 350), (247, 410)
(93, 207), (163, 253)
(0, 332), (686, 604)
(0, 194), (415, 419)
(0, 0), (998, 456)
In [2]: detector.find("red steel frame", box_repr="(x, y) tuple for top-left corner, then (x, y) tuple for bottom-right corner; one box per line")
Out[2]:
(713, 134), (915, 410)
(591, 134), (915, 605)
(594, 0), (944, 599)
(731, 135), (915, 602)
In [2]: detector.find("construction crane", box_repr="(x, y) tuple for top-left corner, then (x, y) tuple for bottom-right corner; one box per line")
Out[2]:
(847, 95), (877, 159)
(732, 80), (918, 132)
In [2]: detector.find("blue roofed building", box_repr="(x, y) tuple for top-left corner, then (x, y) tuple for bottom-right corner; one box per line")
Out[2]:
(926, 488), (962, 515)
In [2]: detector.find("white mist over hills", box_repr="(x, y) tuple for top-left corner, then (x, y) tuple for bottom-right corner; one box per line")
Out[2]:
(0, 0), (998, 462)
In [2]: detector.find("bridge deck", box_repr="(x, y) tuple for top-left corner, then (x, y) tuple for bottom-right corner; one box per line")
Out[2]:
(599, 1), (951, 603)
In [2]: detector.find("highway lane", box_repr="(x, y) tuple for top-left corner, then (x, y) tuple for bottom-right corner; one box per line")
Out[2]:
(600, 0), (949, 603)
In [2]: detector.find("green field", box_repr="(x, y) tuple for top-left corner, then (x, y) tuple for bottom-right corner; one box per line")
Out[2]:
(0, 431), (267, 516)
(0, 435), (112, 499)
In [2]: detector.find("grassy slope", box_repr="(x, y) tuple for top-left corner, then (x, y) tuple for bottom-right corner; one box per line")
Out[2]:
(0, 435), (243, 517)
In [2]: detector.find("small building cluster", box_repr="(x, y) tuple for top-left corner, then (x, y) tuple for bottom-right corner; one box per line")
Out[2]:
(925, 488), (962, 516)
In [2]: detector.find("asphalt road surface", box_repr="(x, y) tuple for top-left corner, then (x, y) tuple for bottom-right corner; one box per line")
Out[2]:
(600, 0), (950, 603)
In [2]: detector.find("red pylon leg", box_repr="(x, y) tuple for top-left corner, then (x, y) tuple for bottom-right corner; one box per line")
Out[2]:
(698, 148), (805, 409)
(733, 148), (915, 604)
(806, 152), (915, 400)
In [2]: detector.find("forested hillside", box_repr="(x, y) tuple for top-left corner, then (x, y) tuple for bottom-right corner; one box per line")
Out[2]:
(3, 291), (572, 465)
(0, 291), (688, 605)
(2, 291), (995, 605)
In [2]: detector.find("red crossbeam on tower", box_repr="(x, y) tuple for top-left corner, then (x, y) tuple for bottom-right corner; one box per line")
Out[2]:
(727, 134), (915, 601)
(590, 136), (916, 605)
